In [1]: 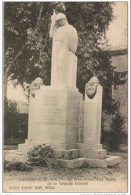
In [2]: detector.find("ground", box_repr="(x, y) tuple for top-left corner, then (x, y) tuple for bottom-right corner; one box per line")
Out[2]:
(3, 150), (128, 193)
(4, 152), (127, 181)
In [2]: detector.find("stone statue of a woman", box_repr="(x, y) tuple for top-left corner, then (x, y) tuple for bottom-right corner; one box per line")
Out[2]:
(49, 12), (78, 87)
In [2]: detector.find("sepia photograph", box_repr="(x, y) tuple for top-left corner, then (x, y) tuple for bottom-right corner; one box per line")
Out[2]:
(2, 1), (129, 194)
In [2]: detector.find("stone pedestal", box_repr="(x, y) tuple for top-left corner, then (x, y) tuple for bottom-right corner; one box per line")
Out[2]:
(76, 77), (121, 168)
(77, 78), (106, 160)
(17, 77), (121, 169)
(84, 84), (102, 145)
(79, 100), (84, 143)
(18, 85), (82, 152)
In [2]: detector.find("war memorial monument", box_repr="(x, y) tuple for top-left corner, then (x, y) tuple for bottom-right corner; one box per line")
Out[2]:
(6, 12), (121, 168)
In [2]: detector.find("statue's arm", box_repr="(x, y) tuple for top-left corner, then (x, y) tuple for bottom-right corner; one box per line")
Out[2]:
(49, 11), (58, 38)
(49, 22), (58, 38)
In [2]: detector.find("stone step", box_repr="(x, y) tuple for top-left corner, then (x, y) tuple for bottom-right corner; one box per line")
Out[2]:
(77, 143), (102, 150)
(14, 151), (23, 155)
(84, 156), (121, 168)
(79, 149), (107, 159)
(46, 155), (121, 169)
(84, 158), (107, 168)
(4, 150), (27, 162)
(4, 150), (16, 154)
(106, 155), (121, 167)
(18, 143), (33, 154)
(4, 149), (121, 169)
(52, 149), (79, 160)
(46, 158), (85, 169)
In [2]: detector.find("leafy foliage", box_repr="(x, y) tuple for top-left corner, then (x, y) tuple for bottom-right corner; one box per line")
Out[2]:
(4, 100), (28, 140)
(6, 99), (18, 113)
(119, 144), (128, 153)
(4, 2), (114, 94)
(101, 99), (125, 151)
(4, 160), (32, 172)
(65, 2), (114, 93)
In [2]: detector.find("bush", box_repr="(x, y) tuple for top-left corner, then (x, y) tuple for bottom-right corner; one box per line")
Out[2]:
(119, 144), (128, 153)
(101, 98), (126, 151)
(4, 160), (32, 172)
(4, 100), (28, 144)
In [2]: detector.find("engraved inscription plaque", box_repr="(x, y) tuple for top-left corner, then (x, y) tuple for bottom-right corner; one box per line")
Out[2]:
(35, 93), (66, 124)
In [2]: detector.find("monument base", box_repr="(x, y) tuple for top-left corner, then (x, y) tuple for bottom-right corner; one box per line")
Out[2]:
(77, 143), (107, 159)
(46, 155), (121, 168)
(17, 142), (121, 169)
(15, 81), (121, 169)
(4, 150), (121, 169)
(18, 141), (79, 160)
(44, 144), (121, 168)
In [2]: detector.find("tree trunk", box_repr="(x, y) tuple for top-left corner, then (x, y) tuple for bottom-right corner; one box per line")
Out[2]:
(4, 66), (10, 111)
(4, 71), (8, 102)
(4, 68), (9, 140)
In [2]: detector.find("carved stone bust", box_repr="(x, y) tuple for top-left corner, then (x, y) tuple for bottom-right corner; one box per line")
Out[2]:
(85, 77), (99, 99)
(30, 77), (43, 98)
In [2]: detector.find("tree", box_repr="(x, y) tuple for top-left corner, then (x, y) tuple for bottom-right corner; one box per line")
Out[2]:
(4, 2), (49, 102)
(65, 2), (114, 93)
(4, 2), (114, 99)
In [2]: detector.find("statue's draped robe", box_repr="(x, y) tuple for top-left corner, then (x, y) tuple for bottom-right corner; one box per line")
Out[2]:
(50, 23), (78, 86)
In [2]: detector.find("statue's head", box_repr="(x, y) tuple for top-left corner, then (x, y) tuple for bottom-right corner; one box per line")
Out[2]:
(85, 77), (99, 99)
(55, 13), (67, 26)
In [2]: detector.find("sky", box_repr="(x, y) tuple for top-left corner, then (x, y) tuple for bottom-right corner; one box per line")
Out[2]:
(106, 2), (127, 48)
(7, 2), (128, 103)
